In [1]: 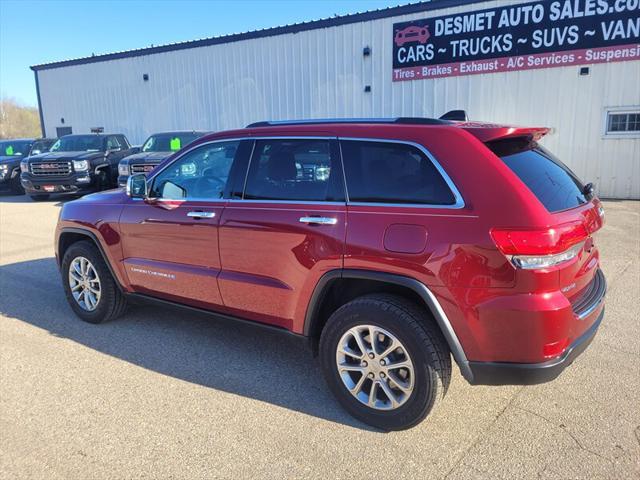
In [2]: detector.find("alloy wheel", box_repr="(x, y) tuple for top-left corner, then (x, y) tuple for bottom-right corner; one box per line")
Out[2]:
(68, 256), (101, 311)
(335, 324), (415, 410)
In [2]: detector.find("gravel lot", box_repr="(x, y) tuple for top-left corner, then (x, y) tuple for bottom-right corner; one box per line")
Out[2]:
(1, 195), (638, 479)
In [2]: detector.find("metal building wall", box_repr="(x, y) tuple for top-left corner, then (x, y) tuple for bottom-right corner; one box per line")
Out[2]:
(36, 0), (640, 198)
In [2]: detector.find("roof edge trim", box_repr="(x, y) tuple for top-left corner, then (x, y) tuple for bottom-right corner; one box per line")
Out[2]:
(31, 0), (485, 71)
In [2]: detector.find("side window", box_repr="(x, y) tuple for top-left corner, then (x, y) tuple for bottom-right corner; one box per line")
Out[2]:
(150, 141), (239, 200)
(340, 140), (456, 205)
(31, 141), (45, 154)
(243, 139), (342, 201)
(106, 136), (121, 151)
(117, 135), (130, 148)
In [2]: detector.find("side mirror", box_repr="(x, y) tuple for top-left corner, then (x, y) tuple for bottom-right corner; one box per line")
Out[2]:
(126, 173), (148, 198)
(129, 146), (141, 154)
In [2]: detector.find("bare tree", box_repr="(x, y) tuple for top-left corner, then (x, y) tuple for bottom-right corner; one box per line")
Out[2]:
(0, 97), (41, 139)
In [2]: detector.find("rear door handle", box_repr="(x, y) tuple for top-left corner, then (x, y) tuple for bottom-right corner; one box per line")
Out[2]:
(299, 216), (337, 225)
(187, 211), (215, 219)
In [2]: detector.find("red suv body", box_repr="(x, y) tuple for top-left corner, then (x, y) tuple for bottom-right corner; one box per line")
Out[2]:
(55, 119), (606, 430)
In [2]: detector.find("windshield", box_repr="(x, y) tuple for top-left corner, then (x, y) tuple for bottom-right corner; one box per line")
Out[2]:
(142, 133), (201, 152)
(32, 139), (55, 154)
(0, 140), (32, 156)
(50, 135), (104, 152)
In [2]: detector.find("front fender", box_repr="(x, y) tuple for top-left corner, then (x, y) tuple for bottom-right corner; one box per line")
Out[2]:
(56, 192), (130, 290)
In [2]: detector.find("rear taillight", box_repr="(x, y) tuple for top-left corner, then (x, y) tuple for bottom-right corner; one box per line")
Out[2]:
(491, 222), (588, 270)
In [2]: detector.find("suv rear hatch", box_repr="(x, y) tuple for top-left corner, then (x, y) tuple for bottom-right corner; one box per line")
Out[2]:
(484, 133), (605, 321)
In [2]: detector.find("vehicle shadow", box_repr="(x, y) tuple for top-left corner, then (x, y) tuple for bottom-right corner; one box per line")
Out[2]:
(0, 193), (77, 206)
(0, 257), (374, 431)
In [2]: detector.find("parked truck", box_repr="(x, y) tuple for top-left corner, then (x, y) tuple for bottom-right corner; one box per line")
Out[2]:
(21, 133), (137, 200)
(117, 131), (207, 187)
(0, 138), (56, 194)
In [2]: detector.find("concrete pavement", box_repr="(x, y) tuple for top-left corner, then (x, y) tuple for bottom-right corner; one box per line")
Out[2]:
(1, 195), (638, 479)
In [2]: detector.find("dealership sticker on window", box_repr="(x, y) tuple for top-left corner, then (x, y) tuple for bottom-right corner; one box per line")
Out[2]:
(392, 0), (640, 82)
(5, 146), (14, 155)
(170, 137), (181, 151)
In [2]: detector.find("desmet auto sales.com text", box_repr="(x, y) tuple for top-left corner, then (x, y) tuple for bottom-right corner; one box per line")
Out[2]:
(396, 0), (640, 64)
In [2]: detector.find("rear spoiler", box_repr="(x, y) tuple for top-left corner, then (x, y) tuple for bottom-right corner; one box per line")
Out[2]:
(439, 110), (549, 142)
(458, 124), (551, 143)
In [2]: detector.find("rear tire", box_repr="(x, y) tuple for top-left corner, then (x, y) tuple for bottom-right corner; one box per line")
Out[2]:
(30, 194), (50, 201)
(96, 168), (111, 191)
(61, 240), (127, 324)
(319, 294), (451, 431)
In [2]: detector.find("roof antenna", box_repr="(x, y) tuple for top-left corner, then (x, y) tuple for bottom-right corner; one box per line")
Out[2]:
(439, 110), (468, 121)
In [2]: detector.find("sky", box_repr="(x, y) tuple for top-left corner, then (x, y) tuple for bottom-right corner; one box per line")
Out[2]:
(0, 0), (414, 107)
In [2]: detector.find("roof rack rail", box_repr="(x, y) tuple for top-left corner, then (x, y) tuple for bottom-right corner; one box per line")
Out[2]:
(245, 117), (451, 128)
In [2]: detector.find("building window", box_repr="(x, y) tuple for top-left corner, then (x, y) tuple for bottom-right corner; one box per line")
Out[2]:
(604, 108), (640, 137)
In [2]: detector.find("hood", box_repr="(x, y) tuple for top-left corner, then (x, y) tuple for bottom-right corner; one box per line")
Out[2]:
(73, 188), (129, 204)
(121, 151), (172, 164)
(0, 155), (22, 165)
(30, 151), (104, 161)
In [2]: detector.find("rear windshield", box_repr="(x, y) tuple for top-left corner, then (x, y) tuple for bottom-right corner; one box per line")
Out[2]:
(488, 137), (587, 213)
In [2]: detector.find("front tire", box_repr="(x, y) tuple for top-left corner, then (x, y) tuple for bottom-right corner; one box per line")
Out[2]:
(10, 174), (25, 194)
(320, 294), (451, 431)
(61, 240), (127, 324)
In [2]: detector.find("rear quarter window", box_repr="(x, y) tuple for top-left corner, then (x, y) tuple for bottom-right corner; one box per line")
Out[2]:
(488, 137), (587, 213)
(340, 140), (456, 205)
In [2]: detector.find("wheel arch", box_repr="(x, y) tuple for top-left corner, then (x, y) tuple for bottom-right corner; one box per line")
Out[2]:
(57, 227), (124, 292)
(93, 161), (110, 174)
(304, 269), (473, 382)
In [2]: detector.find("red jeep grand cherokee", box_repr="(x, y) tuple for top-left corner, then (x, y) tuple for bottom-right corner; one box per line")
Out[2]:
(55, 118), (606, 430)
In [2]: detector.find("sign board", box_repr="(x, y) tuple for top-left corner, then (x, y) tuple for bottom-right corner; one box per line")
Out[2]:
(392, 0), (640, 81)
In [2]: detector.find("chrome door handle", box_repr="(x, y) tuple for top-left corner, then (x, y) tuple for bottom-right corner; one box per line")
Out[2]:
(187, 211), (215, 219)
(299, 216), (337, 225)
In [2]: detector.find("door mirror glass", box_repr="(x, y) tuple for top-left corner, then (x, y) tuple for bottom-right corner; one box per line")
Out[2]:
(158, 180), (187, 199)
(126, 173), (147, 198)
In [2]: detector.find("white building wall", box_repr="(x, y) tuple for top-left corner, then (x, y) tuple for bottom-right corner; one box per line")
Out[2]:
(37, 0), (640, 198)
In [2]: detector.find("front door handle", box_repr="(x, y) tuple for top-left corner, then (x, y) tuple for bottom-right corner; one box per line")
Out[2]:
(299, 216), (337, 225)
(187, 211), (215, 219)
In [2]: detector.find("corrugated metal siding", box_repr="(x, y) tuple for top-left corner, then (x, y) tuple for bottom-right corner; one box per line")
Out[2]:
(37, 0), (640, 198)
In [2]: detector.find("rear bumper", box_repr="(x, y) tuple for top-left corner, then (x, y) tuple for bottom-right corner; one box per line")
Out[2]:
(468, 306), (604, 385)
